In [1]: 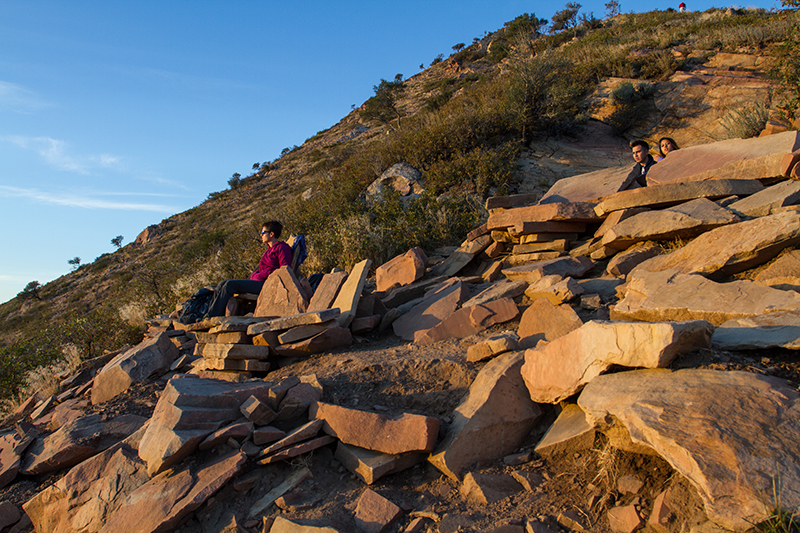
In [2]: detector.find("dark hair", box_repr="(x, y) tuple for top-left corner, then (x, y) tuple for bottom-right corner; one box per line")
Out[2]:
(658, 137), (680, 157)
(262, 220), (283, 239)
(630, 140), (649, 151)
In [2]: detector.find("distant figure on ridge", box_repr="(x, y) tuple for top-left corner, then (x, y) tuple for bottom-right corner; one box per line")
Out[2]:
(205, 220), (292, 318)
(656, 137), (680, 161)
(679, 2), (686, 12)
(627, 140), (657, 187)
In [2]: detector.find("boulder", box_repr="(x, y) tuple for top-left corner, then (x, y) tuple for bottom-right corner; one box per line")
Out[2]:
(712, 309), (800, 350)
(365, 162), (424, 205)
(0, 432), (21, 489)
(310, 402), (439, 455)
(429, 352), (543, 481)
(414, 298), (519, 345)
(137, 375), (272, 476)
(392, 279), (467, 341)
(521, 320), (713, 403)
(91, 332), (178, 405)
(613, 269), (800, 325)
(331, 259), (372, 327)
(595, 179), (764, 216)
(754, 250), (800, 291)
(21, 414), (146, 475)
(376, 248), (427, 292)
(517, 298), (583, 349)
(354, 489), (403, 533)
(633, 209), (800, 278)
(254, 266), (309, 318)
(467, 332), (521, 363)
(578, 369), (800, 531)
(601, 198), (739, 250)
(646, 130), (800, 186)
(524, 275), (583, 305)
(539, 164), (634, 204)
(728, 179), (800, 217)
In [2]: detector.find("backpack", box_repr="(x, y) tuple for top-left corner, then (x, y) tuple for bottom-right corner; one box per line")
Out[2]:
(178, 288), (214, 324)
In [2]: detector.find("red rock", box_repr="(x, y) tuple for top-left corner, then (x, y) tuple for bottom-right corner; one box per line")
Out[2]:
(0, 501), (20, 530)
(488, 202), (601, 231)
(199, 421), (254, 450)
(240, 396), (278, 426)
(354, 489), (403, 533)
(351, 315), (382, 334)
(310, 402), (439, 454)
(517, 299), (583, 349)
(376, 248), (427, 292)
(308, 271), (348, 313)
(253, 426), (286, 446)
(0, 433), (21, 489)
(392, 279), (467, 341)
(274, 326), (352, 356)
(254, 266), (309, 318)
(262, 419), (323, 456)
(332, 259), (372, 327)
(461, 472), (523, 504)
(415, 298), (519, 345)
(257, 435), (335, 464)
(276, 382), (322, 421)
(334, 442), (423, 485)
(607, 505), (641, 533)
(502, 256), (594, 283)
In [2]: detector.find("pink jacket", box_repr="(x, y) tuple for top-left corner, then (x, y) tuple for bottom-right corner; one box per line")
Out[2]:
(250, 241), (292, 281)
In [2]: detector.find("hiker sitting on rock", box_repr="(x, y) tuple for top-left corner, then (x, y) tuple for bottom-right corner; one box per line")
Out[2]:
(206, 220), (292, 317)
(627, 140), (657, 187)
(656, 137), (679, 161)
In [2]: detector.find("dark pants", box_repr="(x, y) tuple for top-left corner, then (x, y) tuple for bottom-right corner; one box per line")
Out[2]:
(206, 279), (264, 318)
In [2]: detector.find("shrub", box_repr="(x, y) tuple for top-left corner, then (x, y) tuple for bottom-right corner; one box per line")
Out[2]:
(608, 81), (655, 134)
(721, 100), (770, 139)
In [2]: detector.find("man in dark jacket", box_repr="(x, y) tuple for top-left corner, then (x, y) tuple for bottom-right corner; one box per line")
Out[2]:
(627, 140), (657, 187)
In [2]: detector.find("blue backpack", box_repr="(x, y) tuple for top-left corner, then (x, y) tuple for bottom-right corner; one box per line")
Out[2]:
(178, 288), (214, 324)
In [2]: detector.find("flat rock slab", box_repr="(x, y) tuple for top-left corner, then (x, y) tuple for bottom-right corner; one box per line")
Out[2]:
(429, 352), (543, 481)
(194, 343), (270, 360)
(754, 250), (800, 291)
(273, 327), (352, 357)
(21, 414), (146, 475)
(534, 404), (595, 458)
(461, 472), (523, 504)
(467, 332), (520, 363)
(99, 451), (246, 533)
(376, 248), (427, 292)
(517, 299), (583, 349)
(91, 332), (178, 405)
(633, 209), (800, 278)
(0, 433), (21, 489)
(712, 309), (800, 350)
(488, 202), (601, 231)
(595, 179), (763, 216)
(462, 280), (528, 308)
(502, 256), (594, 283)
(601, 198), (739, 250)
(310, 402), (439, 455)
(539, 164), (633, 205)
(646, 130), (800, 186)
(521, 320), (713, 403)
(392, 279), (467, 341)
(354, 488), (403, 533)
(606, 242), (661, 277)
(308, 270), (348, 312)
(432, 234), (492, 278)
(332, 258), (372, 327)
(335, 442), (423, 485)
(270, 516), (340, 533)
(728, 179), (800, 217)
(578, 368), (800, 531)
(248, 309), (341, 335)
(254, 266), (309, 318)
(612, 269), (800, 326)
(414, 298), (519, 345)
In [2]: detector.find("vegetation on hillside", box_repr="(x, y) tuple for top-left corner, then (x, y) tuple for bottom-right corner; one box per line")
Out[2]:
(0, 6), (798, 410)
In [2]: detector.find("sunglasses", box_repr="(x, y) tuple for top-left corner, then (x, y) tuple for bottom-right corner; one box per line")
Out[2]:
(261, 230), (269, 235)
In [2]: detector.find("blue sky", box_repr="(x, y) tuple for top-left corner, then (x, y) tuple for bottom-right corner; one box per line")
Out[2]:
(0, 0), (783, 304)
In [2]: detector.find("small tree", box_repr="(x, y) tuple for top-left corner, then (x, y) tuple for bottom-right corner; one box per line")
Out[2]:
(605, 0), (621, 17)
(68, 257), (81, 271)
(228, 173), (242, 189)
(504, 13), (548, 39)
(358, 74), (405, 131)
(452, 43), (465, 52)
(551, 2), (582, 33)
(17, 281), (42, 301)
(252, 162), (260, 170)
(111, 235), (124, 249)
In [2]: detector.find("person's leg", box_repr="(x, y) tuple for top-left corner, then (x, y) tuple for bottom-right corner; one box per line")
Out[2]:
(206, 279), (264, 317)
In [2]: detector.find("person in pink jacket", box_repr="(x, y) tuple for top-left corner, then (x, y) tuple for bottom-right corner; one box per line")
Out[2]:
(206, 220), (292, 317)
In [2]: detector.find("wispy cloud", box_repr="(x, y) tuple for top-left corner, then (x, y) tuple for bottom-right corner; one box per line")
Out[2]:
(0, 185), (177, 212)
(0, 135), (122, 175)
(0, 81), (52, 113)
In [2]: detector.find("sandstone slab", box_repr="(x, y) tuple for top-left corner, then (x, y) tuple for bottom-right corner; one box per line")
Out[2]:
(307, 270), (348, 312)
(332, 259), (372, 327)
(646, 130), (800, 186)
(429, 351), (542, 481)
(488, 202), (601, 231)
(354, 489), (403, 533)
(199, 421), (254, 450)
(534, 404), (595, 457)
(539, 164), (633, 205)
(376, 248), (427, 292)
(461, 472), (523, 505)
(254, 266), (309, 318)
(414, 297), (519, 345)
(91, 332), (178, 405)
(601, 198), (739, 250)
(432, 234), (492, 277)
(578, 368), (800, 531)
(522, 320), (713, 403)
(524, 275), (583, 305)
(754, 249), (800, 291)
(392, 279), (467, 341)
(247, 309), (341, 335)
(595, 179), (763, 216)
(248, 467), (312, 519)
(612, 269), (800, 325)
(633, 210), (800, 278)
(274, 326), (352, 356)
(270, 516), (340, 533)
(728, 179), (800, 217)
(594, 208), (648, 239)
(311, 402), (439, 455)
(334, 442), (423, 485)
(462, 280), (528, 308)
(194, 343), (270, 359)
(467, 332), (520, 363)
(517, 298), (583, 349)
(606, 242), (661, 277)
(502, 256), (594, 283)
(712, 309), (800, 350)
(0, 432), (21, 489)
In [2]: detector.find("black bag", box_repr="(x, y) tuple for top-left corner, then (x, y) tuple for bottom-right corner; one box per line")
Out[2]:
(178, 288), (214, 324)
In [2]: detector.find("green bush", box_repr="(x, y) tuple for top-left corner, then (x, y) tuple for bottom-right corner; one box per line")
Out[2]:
(721, 100), (771, 139)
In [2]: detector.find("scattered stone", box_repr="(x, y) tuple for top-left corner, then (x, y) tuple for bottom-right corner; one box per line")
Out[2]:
(728, 179), (800, 217)
(392, 279), (467, 341)
(522, 320), (713, 403)
(606, 242), (661, 277)
(539, 164), (633, 204)
(525, 520), (558, 533)
(754, 249), (800, 291)
(432, 234), (493, 278)
(308, 270), (349, 313)
(254, 266), (309, 318)
(607, 505), (641, 533)
(274, 327), (353, 356)
(354, 488), (403, 533)
(276, 382), (322, 421)
(510, 470), (545, 491)
(258, 435), (336, 464)
(461, 472), (523, 504)
(488, 202), (601, 231)
(415, 297), (519, 345)
(503, 451), (535, 466)
(462, 280), (528, 308)
(248, 309), (342, 336)
(275, 491), (323, 512)
(261, 419), (323, 456)
(269, 516), (340, 533)
(429, 352), (542, 481)
(467, 332), (521, 363)
(517, 298), (583, 349)
(524, 275), (584, 305)
(578, 368), (800, 531)
(253, 426), (285, 446)
(557, 510), (588, 531)
(439, 514), (474, 533)
(376, 248), (428, 292)
(240, 396), (278, 426)
(613, 269), (800, 325)
(199, 421), (254, 451)
(91, 332), (178, 405)
(634, 209), (800, 278)
(311, 402), (439, 455)
(534, 404), (595, 457)
(335, 442), (423, 485)
(617, 475), (643, 495)
(649, 487), (677, 533)
(502, 256), (594, 283)
(712, 309), (800, 350)
(248, 467), (313, 519)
